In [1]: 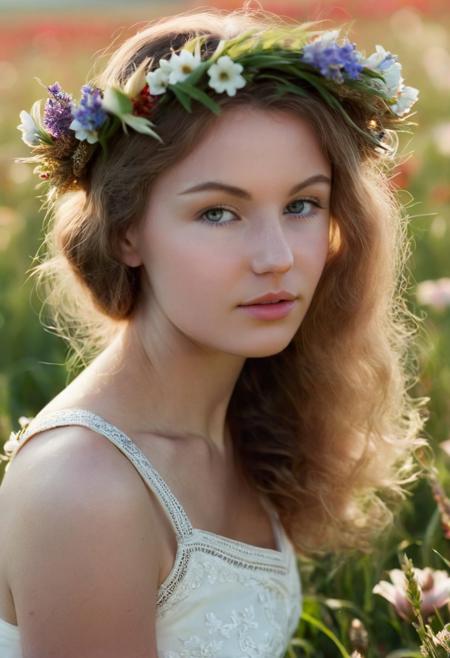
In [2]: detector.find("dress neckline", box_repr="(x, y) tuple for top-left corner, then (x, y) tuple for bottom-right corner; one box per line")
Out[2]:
(191, 509), (286, 557)
(16, 407), (288, 559)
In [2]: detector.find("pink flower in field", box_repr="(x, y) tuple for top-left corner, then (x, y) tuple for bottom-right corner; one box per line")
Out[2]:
(373, 567), (450, 621)
(416, 277), (450, 311)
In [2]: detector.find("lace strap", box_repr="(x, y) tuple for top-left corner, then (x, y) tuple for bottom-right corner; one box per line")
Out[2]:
(11, 407), (193, 540)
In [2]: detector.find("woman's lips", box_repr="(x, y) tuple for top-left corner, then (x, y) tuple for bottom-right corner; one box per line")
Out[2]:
(238, 299), (296, 320)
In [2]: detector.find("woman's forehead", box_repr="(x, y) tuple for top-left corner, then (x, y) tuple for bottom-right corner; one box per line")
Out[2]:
(198, 105), (320, 144)
(160, 106), (331, 189)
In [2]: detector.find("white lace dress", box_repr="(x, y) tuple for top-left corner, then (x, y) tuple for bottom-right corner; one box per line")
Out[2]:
(0, 408), (303, 658)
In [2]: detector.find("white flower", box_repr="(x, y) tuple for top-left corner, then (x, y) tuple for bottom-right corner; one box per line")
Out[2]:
(382, 62), (403, 97)
(365, 45), (396, 69)
(391, 84), (419, 116)
(364, 45), (418, 115)
(207, 55), (247, 97)
(17, 109), (40, 146)
(146, 58), (173, 95)
(69, 118), (99, 144)
(364, 45), (403, 97)
(167, 48), (202, 85)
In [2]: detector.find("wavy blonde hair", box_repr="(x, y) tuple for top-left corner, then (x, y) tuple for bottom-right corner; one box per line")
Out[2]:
(29, 5), (430, 558)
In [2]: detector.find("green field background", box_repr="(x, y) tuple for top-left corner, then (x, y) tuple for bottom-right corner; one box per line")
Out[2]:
(1, 2), (449, 655)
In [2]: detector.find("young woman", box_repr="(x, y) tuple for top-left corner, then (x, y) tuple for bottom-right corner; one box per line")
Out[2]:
(0, 5), (428, 657)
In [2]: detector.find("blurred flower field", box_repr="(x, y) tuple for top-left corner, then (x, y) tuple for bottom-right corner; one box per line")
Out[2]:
(0, 2), (449, 656)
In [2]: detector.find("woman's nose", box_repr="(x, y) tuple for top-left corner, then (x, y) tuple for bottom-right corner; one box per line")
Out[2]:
(249, 218), (294, 274)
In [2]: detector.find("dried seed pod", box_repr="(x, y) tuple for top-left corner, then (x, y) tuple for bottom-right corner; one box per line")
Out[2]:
(349, 618), (369, 653)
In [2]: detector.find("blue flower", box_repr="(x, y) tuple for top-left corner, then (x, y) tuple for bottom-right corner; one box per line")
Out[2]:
(43, 82), (74, 139)
(69, 85), (108, 144)
(301, 32), (363, 84)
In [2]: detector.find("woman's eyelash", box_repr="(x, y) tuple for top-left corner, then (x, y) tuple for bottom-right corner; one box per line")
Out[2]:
(196, 206), (236, 227)
(295, 198), (325, 212)
(196, 198), (325, 227)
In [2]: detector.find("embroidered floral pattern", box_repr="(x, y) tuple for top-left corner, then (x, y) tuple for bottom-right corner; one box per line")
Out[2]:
(156, 549), (301, 657)
(160, 601), (287, 658)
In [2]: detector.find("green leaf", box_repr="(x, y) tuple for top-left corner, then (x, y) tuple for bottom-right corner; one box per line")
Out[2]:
(420, 507), (442, 565)
(363, 67), (386, 80)
(348, 78), (391, 100)
(240, 47), (298, 65)
(102, 87), (133, 116)
(98, 115), (121, 142)
(168, 84), (192, 112)
(239, 54), (295, 68)
(37, 129), (54, 146)
(177, 82), (222, 114)
(183, 61), (209, 86)
(224, 28), (259, 51)
(288, 637), (316, 655)
(121, 114), (163, 142)
(96, 115), (121, 157)
(224, 28), (260, 59)
(432, 549), (450, 569)
(290, 69), (380, 144)
(182, 35), (201, 55)
(386, 649), (422, 658)
(300, 612), (352, 658)
(97, 135), (109, 162)
(295, 71), (342, 110)
(208, 38), (227, 63)
(256, 74), (309, 98)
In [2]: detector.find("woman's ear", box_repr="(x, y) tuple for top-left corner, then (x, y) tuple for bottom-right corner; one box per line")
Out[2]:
(117, 225), (143, 268)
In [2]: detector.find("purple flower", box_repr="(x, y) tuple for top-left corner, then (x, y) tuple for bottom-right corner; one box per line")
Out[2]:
(301, 32), (363, 84)
(43, 82), (74, 139)
(69, 85), (108, 144)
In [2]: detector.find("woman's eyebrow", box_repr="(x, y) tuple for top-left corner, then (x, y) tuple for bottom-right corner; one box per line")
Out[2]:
(178, 174), (331, 199)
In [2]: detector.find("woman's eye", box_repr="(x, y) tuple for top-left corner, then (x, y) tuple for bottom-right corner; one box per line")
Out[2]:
(286, 199), (321, 217)
(197, 206), (236, 227)
(197, 198), (323, 228)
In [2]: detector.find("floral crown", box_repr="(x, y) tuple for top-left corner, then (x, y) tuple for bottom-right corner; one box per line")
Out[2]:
(17, 25), (419, 199)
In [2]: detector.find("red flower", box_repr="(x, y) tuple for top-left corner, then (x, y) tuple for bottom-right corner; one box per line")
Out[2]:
(132, 84), (157, 118)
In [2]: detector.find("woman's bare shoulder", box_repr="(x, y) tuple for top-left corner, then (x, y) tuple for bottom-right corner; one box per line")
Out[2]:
(2, 420), (152, 508)
(0, 422), (163, 657)
(0, 420), (165, 578)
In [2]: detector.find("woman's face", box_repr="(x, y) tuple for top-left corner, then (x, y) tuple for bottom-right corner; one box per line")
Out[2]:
(122, 105), (332, 358)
